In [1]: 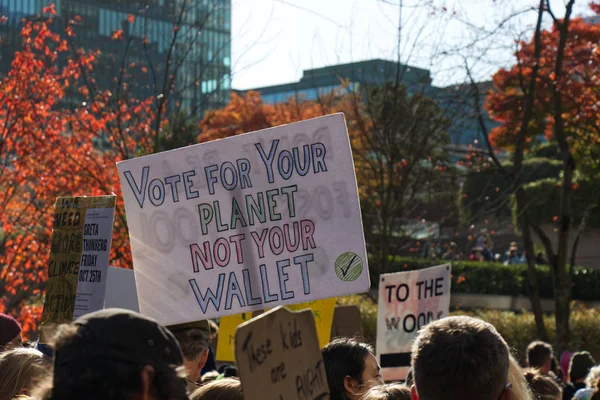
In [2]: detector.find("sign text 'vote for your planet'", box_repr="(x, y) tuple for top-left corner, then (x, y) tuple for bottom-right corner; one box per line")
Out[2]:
(117, 113), (370, 325)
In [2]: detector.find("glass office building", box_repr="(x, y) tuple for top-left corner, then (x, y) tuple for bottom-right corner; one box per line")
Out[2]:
(0, 0), (231, 117)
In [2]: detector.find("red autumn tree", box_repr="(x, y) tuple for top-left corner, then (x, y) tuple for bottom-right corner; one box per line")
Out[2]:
(1, 0), (232, 335)
(486, 14), (600, 177)
(0, 14), (157, 336)
(199, 91), (331, 141)
(483, 0), (600, 351)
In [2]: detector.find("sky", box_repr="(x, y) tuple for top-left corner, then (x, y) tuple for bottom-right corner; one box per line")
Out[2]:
(230, 0), (593, 90)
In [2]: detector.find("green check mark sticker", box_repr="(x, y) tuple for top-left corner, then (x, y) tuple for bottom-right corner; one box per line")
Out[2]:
(334, 252), (363, 282)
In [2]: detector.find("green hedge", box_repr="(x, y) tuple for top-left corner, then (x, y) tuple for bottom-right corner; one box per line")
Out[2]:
(460, 157), (562, 221)
(382, 257), (600, 301)
(513, 178), (600, 229)
(339, 295), (600, 361)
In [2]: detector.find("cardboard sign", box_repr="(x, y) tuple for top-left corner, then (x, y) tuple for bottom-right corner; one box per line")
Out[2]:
(285, 298), (336, 348)
(376, 264), (451, 381)
(217, 298), (336, 361)
(330, 304), (363, 339)
(40, 195), (116, 340)
(103, 266), (140, 312)
(234, 307), (330, 400)
(117, 113), (369, 326)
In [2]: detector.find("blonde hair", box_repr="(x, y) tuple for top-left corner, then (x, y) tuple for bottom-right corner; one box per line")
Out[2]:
(508, 355), (534, 400)
(0, 348), (51, 400)
(361, 383), (411, 400)
(191, 378), (243, 400)
(586, 366), (600, 389)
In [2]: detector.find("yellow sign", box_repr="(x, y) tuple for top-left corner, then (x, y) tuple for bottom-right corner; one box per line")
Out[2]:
(284, 298), (337, 348)
(216, 298), (336, 362)
(216, 312), (253, 362)
(40, 195), (116, 341)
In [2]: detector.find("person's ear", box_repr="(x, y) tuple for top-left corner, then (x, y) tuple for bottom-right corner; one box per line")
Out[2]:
(500, 386), (513, 400)
(410, 385), (419, 400)
(197, 348), (209, 372)
(140, 365), (156, 400)
(343, 375), (360, 396)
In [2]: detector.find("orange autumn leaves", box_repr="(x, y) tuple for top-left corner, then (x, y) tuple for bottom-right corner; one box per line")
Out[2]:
(199, 91), (333, 142)
(486, 13), (600, 175)
(0, 17), (157, 335)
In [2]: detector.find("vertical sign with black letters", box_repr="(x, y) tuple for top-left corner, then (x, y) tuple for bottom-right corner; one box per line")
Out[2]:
(376, 264), (451, 381)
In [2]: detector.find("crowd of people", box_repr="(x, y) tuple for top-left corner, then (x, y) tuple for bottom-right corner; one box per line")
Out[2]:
(421, 229), (547, 266)
(1, 309), (599, 400)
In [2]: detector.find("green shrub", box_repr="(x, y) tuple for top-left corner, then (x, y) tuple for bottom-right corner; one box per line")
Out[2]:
(459, 305), (600, 362)
(460, 157), (562, 221)
(513, 178), (600, 229)
(384, 257), (600, 301)
(338, 295), (600, 362)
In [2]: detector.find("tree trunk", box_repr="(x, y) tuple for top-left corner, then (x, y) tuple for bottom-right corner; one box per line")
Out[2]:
(516, 189), (549, 341)
(554, 164), (574, 354)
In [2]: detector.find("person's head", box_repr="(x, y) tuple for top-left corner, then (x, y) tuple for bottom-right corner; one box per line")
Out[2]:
(0, 312), (22, 350)
(591, 378), (600, 400)
(322, 338), (382, 400)
(586, 366), (600, 389)
(190, 378), (243, 400)
(523, 369), (561, 400)
(526, 342), (554, 374)
(410, 316), (511, 400)
(218, 364), (238, 378)
(569, 352), (596, 383)
(362, 384), (411, 400)
(39, 308), (187, 400)
(201, 371), (221, 384)
(507, 355), (533, 400)
(167, 321), (211, 388)
(549, 357), (563, 383)
(0, 347), (51, 400)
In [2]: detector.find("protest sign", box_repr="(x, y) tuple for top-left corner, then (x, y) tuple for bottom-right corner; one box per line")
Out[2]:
(216, 312), (252, 362)
(117, 113), (369, 326)
(330, 304), (363, 339)
(234, 306), (329, 400)
(104, 266), (139, 312)
(376, 264), (451, 381)
(216, 298), (336, 362)
(285, 298), (336, 348)
(40, 195), (116, 340)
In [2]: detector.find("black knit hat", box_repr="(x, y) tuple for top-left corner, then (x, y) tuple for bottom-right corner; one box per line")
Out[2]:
(54, 308), (184, 369)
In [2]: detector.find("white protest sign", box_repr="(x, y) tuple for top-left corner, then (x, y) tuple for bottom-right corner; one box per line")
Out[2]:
(376, 264), (451, 381)
(103, 266), (139, 312)
(72, 200), (117, 320)
(117, 113), (369, 325)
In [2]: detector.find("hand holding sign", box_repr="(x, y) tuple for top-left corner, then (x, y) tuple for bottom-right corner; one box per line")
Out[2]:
(235, 307), (330, 400)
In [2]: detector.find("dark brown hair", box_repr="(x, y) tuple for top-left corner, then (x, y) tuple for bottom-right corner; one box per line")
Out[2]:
(523, 368), (561, 400)
(171, 327), (210, 361)
(526, 342), (554, 369)
(411, 316), (510, 400)
(190, 378), (243, 400)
